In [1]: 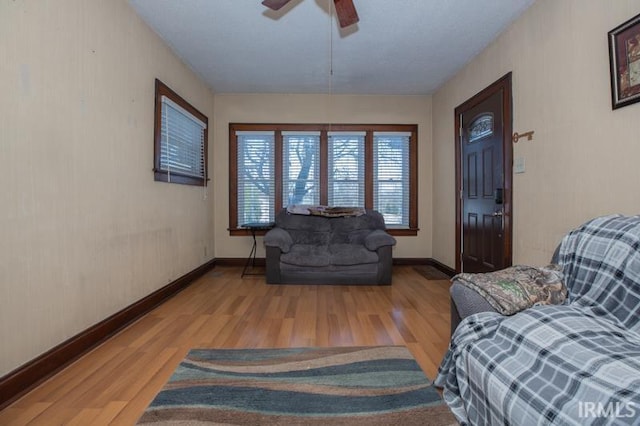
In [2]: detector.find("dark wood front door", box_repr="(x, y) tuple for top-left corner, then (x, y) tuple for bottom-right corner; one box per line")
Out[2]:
(455, 73), (513, 273)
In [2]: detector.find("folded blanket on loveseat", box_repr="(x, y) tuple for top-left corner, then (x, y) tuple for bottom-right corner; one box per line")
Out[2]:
(452, 264), (567, 315)
(286, 204), (366, 217)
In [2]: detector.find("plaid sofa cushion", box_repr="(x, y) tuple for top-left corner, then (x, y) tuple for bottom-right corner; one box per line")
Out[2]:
(559, 215), (640, 331)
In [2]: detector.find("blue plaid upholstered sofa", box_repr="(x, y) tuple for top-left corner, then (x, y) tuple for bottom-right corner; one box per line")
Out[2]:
(436, 215), (640, 425)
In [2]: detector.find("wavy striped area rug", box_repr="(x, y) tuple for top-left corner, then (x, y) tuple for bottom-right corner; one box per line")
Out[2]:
(137, 346), (457, 425)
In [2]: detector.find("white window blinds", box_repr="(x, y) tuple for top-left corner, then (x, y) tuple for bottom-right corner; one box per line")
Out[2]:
(237, 131), (275, 225)
(282, 131), (320, 207)
(160, 95), (207, 180)
(231, 124), (417, 233)
(373, 132), (411, 227)
(328, 132), (365, 207)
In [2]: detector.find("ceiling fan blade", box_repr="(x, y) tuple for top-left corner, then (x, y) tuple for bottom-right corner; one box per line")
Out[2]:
(262, 0), (293, 11)
(333, 0), (359, 28)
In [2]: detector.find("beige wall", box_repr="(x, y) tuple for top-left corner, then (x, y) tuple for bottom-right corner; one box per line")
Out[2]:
(0, 0), (215, 375)
(432, 0), (640, 268)
(213, 94), (433, 259)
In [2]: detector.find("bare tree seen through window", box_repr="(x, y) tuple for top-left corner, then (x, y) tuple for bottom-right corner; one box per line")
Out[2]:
(284, 136), (319, 206)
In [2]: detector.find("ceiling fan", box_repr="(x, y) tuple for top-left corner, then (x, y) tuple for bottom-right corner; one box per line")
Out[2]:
(262, 0), (359, 28)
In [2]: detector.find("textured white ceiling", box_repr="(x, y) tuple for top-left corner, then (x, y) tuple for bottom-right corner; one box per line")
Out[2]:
(129, 0), (535, 95)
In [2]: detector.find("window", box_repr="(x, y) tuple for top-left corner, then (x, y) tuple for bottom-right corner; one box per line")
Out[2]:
(154, 79), (208, 186)
(229, 124), (418, 236)
(236, 131), (275, 225)
(283, 131), (320, 207)
(374, 132), (411, 227)
(328, 132), (365, 207)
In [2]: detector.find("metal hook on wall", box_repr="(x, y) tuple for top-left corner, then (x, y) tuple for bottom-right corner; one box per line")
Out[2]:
(512, 130), (534, 143)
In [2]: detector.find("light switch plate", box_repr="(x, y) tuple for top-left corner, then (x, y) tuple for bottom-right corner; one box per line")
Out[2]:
(514, 156), (526, 174)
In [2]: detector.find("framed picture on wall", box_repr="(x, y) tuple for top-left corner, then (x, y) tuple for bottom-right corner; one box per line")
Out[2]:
(609, 13), (640, 109)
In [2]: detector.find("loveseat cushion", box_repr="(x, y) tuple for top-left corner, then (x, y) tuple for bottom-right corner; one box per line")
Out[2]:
(280, 244), (380, 267)
(280, 244), (330, 267)
(275, 210), (331, 231)
(329, 210), (387, 244)
(329, 244), (379, 266)
(274, 210), (331, 245)
(288, 230), (331, 246)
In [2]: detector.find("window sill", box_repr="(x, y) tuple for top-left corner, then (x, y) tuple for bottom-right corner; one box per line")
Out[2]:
(228, 227), (419, 236)
(154, 170), (207, 186)
(387, 228), (419, 236)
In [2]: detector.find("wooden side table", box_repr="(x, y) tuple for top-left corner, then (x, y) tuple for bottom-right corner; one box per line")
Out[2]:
(240, 222), (275, 277)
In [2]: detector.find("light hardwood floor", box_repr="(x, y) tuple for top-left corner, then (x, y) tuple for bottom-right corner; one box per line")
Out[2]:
(0, 265), (453, 425)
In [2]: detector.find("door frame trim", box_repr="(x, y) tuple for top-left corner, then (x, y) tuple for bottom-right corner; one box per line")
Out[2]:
(454, 72), (513, 273)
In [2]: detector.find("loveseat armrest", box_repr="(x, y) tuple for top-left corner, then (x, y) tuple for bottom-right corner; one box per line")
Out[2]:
(450, 281), (497, 335)
(264, 227), (293, 253)
(364, 230), (396, 251)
